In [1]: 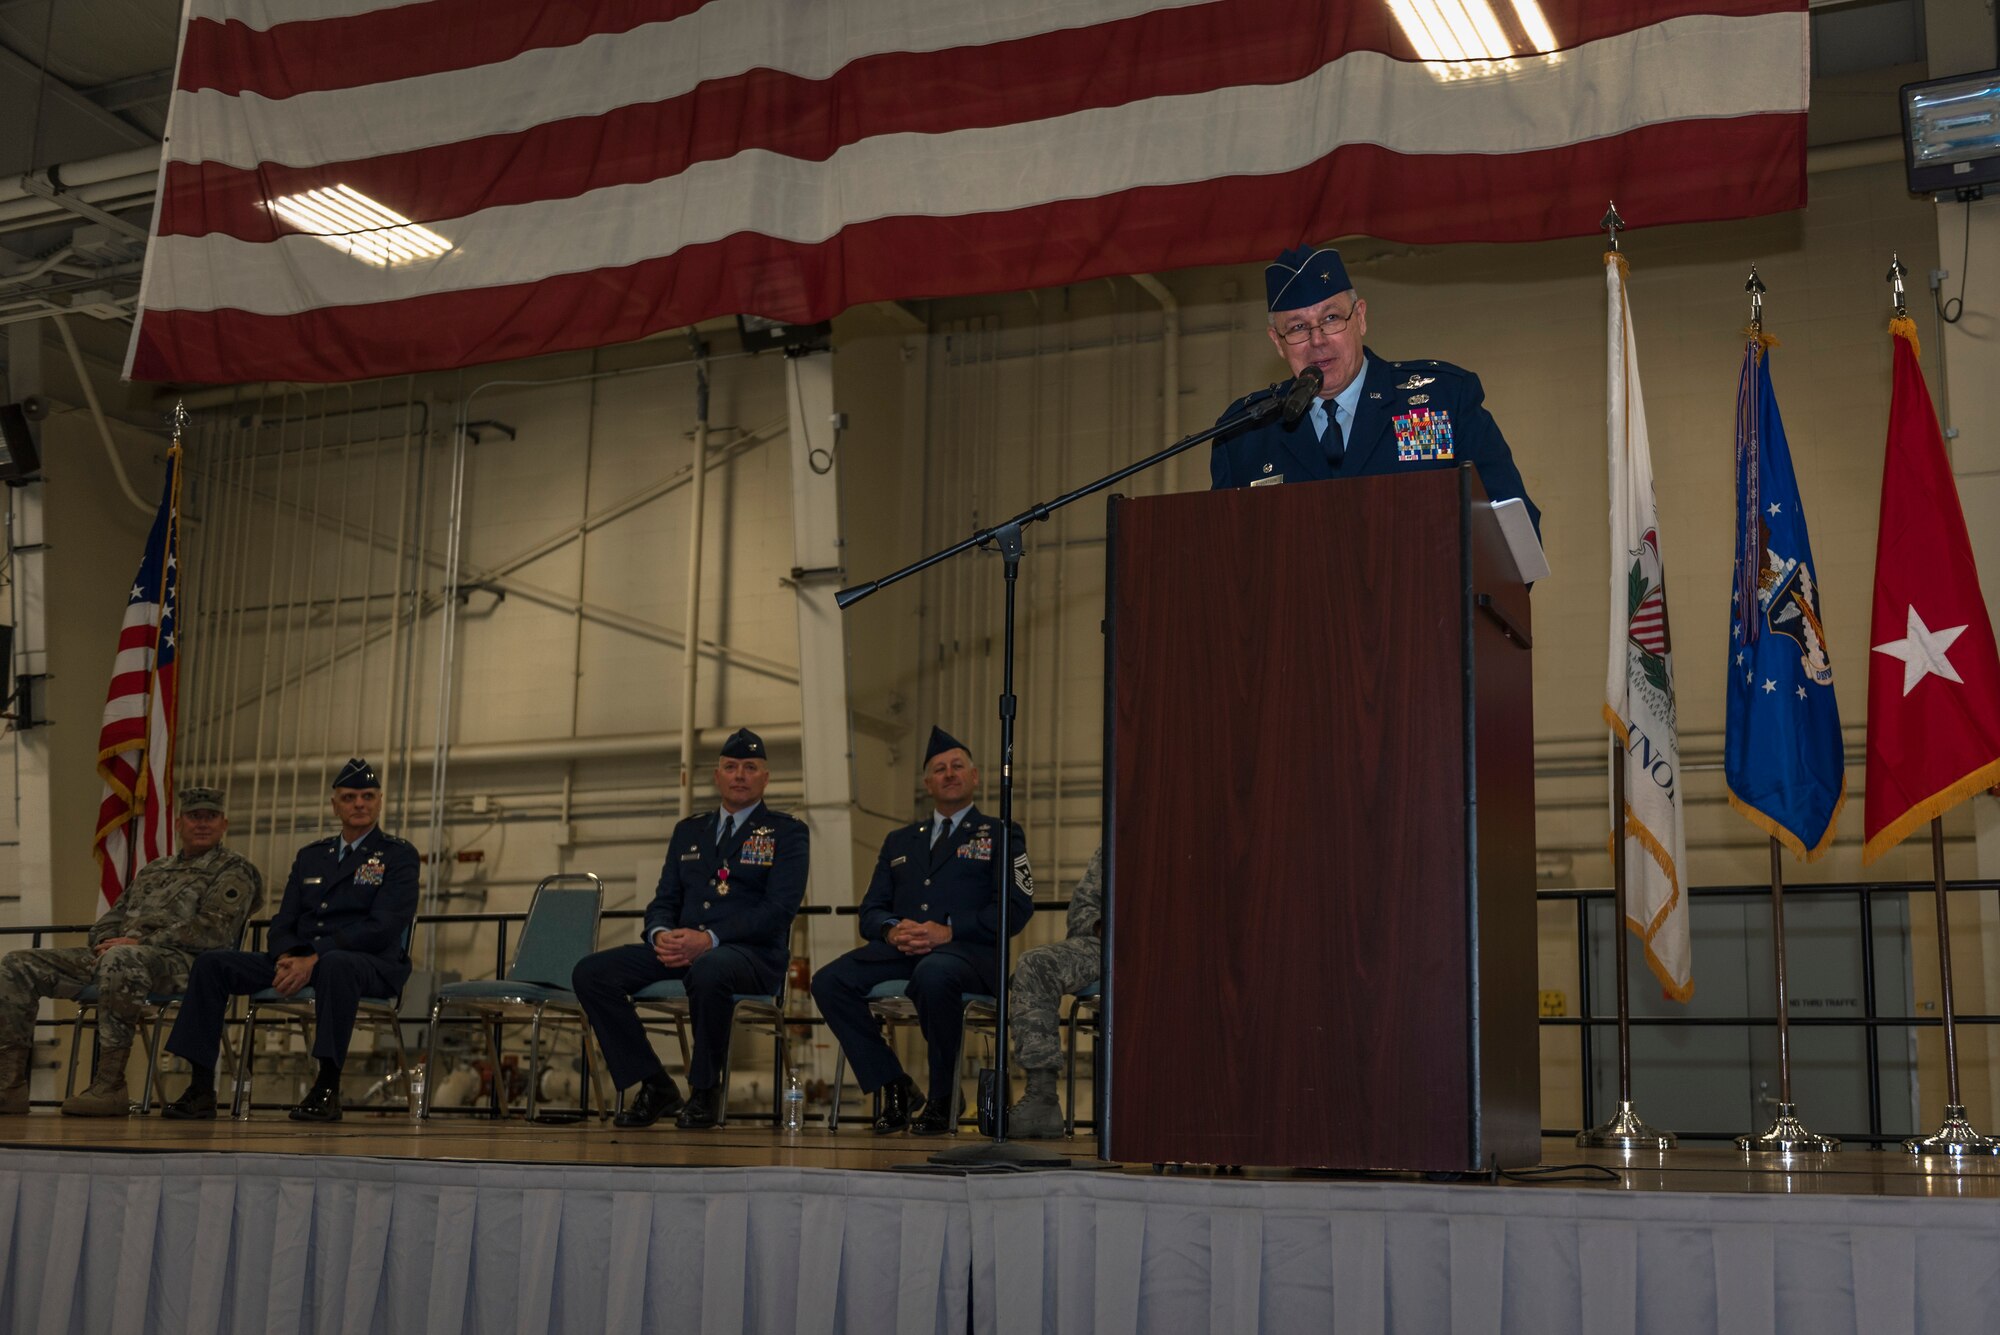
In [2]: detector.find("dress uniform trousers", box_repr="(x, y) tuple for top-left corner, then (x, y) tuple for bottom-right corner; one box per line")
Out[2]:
(571, 943), (776, 1091)
(166, 949), (401, 1067)
(810, 946), (997, 1100)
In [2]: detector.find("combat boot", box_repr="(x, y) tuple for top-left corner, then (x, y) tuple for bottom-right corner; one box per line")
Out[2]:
(0, 1046), (29, 1114)
(1003, 1068), (1065, 1138)
(60, 1048), (133, 1117)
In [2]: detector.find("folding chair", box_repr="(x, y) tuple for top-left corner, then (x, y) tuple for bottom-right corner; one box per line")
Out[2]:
(67, 920), (257, 1114)
(63, 988), (186, 1114)
(419, 873), (603, 1121)
(628, 974), (790, 1127)
(824, 980), (996, 1130)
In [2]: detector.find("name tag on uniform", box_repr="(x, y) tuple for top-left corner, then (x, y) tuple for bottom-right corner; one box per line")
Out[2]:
(680, 851), (701, 861)
(1249, 474), (1284, 487)
(739, 833), (776, 867)
(304, 877), (323, 886)
(889, 855), (907, 867)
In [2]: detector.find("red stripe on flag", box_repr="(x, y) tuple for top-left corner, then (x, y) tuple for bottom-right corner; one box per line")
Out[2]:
(173, 0), (1796, 102)
(132, 116), (1804, 383)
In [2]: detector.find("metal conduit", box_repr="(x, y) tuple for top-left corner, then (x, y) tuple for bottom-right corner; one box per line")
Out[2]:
(424, 410), (473, 958)
(678, 340), (710, 820)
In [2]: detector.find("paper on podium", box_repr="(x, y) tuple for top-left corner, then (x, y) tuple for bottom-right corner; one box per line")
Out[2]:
(1489, 499), (1549, 585)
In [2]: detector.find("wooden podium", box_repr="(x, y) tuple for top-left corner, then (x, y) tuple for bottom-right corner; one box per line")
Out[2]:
(1102, 467), (1539, 1172)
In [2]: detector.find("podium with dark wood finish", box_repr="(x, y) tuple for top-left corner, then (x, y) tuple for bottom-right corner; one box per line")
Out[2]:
(1102, 466), (1539, 1172)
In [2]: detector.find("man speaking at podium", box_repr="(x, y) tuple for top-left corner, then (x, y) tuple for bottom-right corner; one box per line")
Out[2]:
(1209, 244), (1540, 534)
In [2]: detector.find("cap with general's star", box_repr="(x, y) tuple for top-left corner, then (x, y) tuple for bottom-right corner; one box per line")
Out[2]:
(1266, 245), (1352, 313)
(924, 726), (971, 766)
(332, 757), (381, 790)
(179, 786), (226, 814)
(718, 727), (766, 760)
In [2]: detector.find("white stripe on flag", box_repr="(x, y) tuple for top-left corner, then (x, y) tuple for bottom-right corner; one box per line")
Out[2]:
(169, 0), (1217, 167)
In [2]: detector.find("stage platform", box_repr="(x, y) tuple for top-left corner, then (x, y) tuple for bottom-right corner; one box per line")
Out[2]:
(5, 1121), (2000, 1334)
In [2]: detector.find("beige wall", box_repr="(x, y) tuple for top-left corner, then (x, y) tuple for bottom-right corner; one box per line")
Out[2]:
(6, 151), (1998, 1126)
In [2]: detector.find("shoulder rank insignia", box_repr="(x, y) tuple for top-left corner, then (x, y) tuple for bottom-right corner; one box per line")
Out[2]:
(1394, 374), (1436, 390)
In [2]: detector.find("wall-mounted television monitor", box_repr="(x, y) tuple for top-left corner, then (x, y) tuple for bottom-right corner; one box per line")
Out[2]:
(1902, 69), (2000, 198)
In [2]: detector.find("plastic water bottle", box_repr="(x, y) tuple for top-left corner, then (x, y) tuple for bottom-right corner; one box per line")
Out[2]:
(782, 1069), (805, 1133)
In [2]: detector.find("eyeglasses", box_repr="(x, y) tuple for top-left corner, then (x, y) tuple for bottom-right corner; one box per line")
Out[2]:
(1276, 306), (1359, 346)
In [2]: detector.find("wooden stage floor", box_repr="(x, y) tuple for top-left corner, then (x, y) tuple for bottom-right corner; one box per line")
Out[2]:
(9, 1115), (2000, 1197)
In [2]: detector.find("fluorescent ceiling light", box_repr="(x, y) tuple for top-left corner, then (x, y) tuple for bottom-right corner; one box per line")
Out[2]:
(1387, 0), (1559, 75)
(265, 184), (452, 266)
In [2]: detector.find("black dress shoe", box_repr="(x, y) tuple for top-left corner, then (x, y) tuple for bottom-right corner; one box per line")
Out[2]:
(870, 1078), (924, 1135)
(675, 1084), (724, 1130)
(908, 1104), (955, 1137)
(614, 1073), (684, 1128)
(288, 1083), (342, 1123)
(160, 1085), (217, 1121)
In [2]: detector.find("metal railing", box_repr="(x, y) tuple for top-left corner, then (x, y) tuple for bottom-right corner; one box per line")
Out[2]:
(1543, 878), (2000, 1147)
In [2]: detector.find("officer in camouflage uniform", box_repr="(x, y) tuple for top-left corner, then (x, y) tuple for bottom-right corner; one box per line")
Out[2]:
(0, 788), (262, 1116)
(1003, 845), (1102, 1137)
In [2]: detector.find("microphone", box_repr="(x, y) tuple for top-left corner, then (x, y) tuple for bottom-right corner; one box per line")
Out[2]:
(1280, 365), (1324, 426)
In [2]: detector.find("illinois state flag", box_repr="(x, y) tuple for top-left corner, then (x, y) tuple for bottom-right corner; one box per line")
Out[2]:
(1603, 251), (1691, 1001)
(1863, 319), (2000, 862)
(1724, 335), (1845, 859)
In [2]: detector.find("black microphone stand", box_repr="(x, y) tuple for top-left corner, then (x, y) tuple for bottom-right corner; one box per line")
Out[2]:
(837, 383), (1298, 1168)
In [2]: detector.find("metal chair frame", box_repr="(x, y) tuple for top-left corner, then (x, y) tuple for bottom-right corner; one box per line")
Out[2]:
(230, 993), (415, 1117)
(418, 873), (603, 1122)
(63, 991), (187, 1114)
(825, 986), (997, 1130)
(627, 974), (791, 1127)
(1062, 986), (1102, 1138)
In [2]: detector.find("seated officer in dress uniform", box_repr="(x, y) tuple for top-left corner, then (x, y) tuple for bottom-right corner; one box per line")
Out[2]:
(0, 788), (262, 1117)
(572, 727), (809, 1130)
(811, 727), (1033, 1136)
(161, 758), (419, 1123)
(1209, 244), (1540, 534)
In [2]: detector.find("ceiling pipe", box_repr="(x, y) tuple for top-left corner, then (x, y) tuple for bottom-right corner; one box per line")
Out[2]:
(212, 724), (808, 781)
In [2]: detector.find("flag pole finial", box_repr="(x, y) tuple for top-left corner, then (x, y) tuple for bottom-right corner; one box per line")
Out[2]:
(1887, 253), (1909, 318)
(1745, 266), (1767, 331)
(1601, 202), (1625, 252)
(168, 399), (188, 445)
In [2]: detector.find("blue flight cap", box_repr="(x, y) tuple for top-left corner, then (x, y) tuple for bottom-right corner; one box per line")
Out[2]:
(924, 726), (971, 766)
(719, 727), (766, 760)
(332, 757), (380, 790)
(1266, 245), (1352, 312)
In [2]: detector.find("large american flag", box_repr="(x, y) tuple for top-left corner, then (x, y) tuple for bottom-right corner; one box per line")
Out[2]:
(93, 445), (182, 910)
(126, 0), (1808, 384)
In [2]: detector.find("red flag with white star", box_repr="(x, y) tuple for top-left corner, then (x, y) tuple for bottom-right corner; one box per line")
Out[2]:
(1862, 319), (2000, 863)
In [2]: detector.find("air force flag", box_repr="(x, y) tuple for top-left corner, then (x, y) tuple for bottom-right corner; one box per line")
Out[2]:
(1724, 337), (1845, 860)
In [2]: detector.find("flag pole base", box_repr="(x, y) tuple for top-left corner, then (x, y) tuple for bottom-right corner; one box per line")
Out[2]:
(1904, 1106), (2000, 1157)
(1736, 1103), (1839, 1154)
(1576, 1101), (1677, 1150)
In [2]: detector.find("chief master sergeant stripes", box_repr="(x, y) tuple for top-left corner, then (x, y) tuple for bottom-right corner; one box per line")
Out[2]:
(162, 757), (419, 1123)
(0, 787), (262, 1117)
(812, 727), (1033, 1136)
